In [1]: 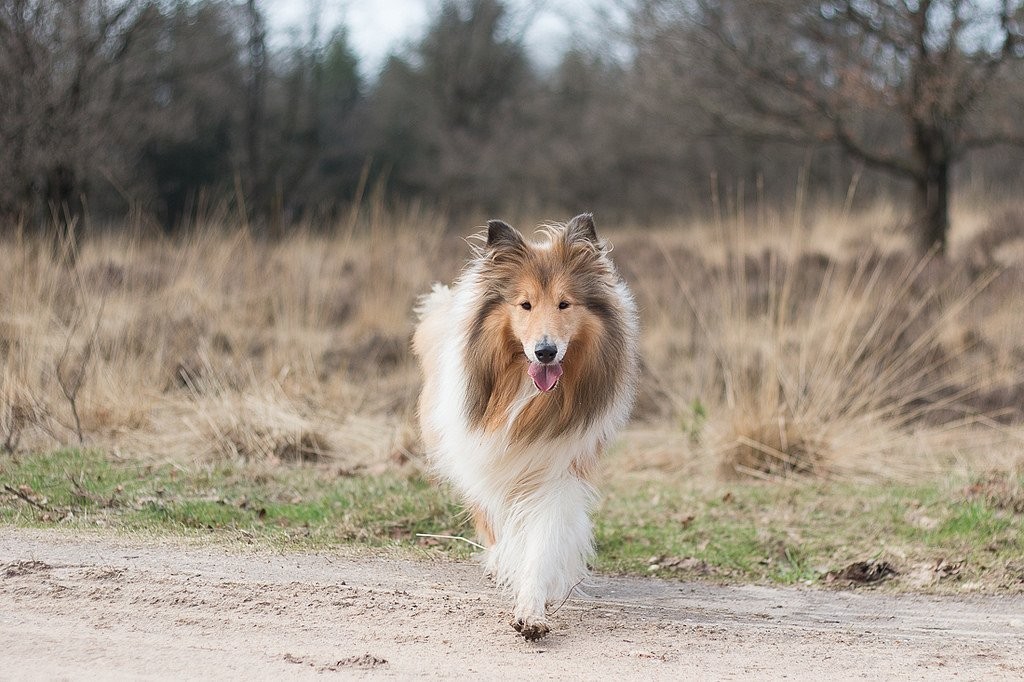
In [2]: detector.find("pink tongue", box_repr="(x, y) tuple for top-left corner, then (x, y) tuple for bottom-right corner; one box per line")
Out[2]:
(528, 362), (563, 392)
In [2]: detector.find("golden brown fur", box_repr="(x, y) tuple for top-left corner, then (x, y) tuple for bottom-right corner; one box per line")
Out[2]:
(465, 219), (632, 444)
(470, 504), (496, 546)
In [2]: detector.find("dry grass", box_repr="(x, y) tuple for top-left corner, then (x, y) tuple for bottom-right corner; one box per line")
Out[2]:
(2, 197), (1023, 480)
(616, 197), (1024, 479)
(0, 201), (449, 471)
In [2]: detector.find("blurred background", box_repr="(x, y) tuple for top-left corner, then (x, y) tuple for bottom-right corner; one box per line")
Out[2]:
(1, 0), (1022, 249)
(3, 3), (1024, 583)
(2, 0), (1024, 484)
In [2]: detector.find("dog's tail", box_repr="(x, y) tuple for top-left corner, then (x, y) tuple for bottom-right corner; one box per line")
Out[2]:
(414, 282), (452, 321)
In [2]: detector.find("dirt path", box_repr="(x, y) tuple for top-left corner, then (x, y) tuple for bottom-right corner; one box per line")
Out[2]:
(2, 530), (1022, 680)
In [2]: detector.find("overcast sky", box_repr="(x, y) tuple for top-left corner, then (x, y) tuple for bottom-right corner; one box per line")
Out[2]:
(265, 0), (604, 78)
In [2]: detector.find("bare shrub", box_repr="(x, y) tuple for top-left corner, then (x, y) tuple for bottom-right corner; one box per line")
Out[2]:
(649, 209), (1011, 480)
(55, 300), (106, 444)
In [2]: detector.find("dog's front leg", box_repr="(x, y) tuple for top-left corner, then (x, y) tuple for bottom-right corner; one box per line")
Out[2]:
(503, 474), (597, 641)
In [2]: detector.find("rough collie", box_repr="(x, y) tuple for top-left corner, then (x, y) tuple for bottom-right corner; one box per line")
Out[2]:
(413, 214), (639, 640)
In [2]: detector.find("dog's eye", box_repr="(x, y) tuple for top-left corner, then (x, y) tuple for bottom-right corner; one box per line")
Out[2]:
(558, 301), (570, 310)
(520, 302), (532, 311)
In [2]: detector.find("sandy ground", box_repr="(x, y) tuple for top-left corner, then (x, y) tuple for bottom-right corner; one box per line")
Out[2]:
(1, 530), (1023, 680)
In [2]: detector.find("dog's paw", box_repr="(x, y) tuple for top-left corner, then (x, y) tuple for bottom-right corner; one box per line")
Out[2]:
(511, 617), (550, 641)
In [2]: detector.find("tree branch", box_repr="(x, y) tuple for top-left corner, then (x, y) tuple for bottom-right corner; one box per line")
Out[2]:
(951, 0), (1020, 115)
(694, 2), (920, 178)
(840, 2), (913, 57)
(829, 113), (919, 177)
(959, 132), (1024, 154)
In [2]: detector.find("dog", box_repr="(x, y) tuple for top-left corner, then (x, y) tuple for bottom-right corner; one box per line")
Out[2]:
(412, 213), (639, 640)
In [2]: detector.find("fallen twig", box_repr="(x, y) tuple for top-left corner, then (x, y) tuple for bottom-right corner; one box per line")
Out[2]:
(548, 577), (586, 616)
(67, 472), (120, 508)
(2, 484), (57, 513)
(414, 533), (485, 550)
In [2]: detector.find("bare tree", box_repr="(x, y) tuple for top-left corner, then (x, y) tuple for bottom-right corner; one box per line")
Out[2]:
(0, 1), (157, 233)
(636, 0), (1024, 252)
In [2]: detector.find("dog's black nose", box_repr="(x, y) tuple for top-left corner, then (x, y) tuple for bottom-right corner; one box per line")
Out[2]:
(535, 342), (557, 364)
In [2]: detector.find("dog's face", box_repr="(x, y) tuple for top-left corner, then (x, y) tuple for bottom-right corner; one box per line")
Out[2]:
(507, 270), (587, 391)
(484, 215), (609, 393)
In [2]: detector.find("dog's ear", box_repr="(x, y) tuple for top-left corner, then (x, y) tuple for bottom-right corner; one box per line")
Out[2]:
(487, 219), (525, 252)
(565, 213), (599, 246)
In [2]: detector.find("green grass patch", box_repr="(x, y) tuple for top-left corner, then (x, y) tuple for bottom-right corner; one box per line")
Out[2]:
(2, 449), (1023, 592)
(0, 449), (472, 552)
(596, 473), (1024, 590)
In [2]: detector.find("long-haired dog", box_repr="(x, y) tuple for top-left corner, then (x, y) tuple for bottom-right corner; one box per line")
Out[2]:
(413, 214), (639, 640)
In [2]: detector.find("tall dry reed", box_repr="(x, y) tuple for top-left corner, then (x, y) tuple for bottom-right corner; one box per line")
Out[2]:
(2, 198), (1022, 479)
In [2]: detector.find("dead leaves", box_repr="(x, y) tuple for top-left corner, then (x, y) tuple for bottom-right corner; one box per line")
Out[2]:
(963, 473), (1024, 514)
(825, 560), (898, 585)
(826, 557), (969, 588)
(906, 558), (966, 589)
(283, 652), (387, 672)
(328, 654), (388, 670)
(647, 555), (711, 575)
(1, 559), (52, 578)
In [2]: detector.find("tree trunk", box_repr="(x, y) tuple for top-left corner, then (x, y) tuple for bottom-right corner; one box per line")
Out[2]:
(914, 159), (950, 255)
(908, 116), (952, 255)
(245, 0), (267, 225)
